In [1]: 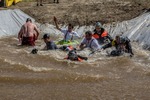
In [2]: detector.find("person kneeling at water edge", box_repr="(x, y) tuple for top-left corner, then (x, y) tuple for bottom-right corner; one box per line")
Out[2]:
(79, 31), (101, 51)
(65, 49), (88, 61)
(53, 16), (80, 44)
(42, 34), (58, 50)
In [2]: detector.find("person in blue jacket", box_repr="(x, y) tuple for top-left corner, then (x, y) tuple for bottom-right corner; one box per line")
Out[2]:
(42, 34), (58, 50)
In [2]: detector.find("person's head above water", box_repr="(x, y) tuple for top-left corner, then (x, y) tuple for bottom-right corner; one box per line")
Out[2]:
(68, 23), (74, 32)
(42, 33), (50, 39)
(85, 31), (92, 40)
(42, 34), (50, 43)
(26, 18), (32, 22)
(95, 22), (103, 31)
(68, 50), (78, 61)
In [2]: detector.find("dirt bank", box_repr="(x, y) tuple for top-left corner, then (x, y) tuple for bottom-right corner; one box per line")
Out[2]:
(8, 0), (150, 25)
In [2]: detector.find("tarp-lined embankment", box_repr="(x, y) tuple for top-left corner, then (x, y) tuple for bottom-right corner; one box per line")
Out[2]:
(0, 9), (150, 50)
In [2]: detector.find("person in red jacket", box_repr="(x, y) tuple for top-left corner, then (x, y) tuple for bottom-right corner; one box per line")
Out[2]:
(93, 22), (113, 45)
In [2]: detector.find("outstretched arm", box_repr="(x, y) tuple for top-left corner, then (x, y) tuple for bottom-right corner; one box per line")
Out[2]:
(53, 16), (61, 31)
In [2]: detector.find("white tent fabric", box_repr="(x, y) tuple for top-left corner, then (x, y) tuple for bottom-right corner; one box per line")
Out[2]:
(0, 9), (34, 37)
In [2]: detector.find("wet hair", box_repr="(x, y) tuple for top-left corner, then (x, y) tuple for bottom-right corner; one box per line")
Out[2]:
(85, 31), (92, 36)
(68, 23), (74, 29)
(31, 48), (38, 54)
(42, 34), (50, 39)
(26, 18), (32, 22)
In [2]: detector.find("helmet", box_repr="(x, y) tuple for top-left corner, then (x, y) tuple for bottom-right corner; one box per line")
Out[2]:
(95, 22), (102, 28)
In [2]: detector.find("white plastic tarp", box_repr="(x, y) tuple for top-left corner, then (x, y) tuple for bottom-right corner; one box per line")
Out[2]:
(0, 9), (150, 50)
(0, 9), (34, 37)
(20, 11), (150, 50)
(105, 12), (150, 50)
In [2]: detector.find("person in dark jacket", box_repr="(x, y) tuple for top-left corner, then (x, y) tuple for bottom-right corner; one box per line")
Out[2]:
(92, 22), (113, 45)
(65, 49), (88, 61)
(101, 35), (134, 57)
(42, 34), (58, 50)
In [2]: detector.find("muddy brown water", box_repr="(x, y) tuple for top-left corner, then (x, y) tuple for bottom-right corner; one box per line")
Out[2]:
(0, 36), (150, 100)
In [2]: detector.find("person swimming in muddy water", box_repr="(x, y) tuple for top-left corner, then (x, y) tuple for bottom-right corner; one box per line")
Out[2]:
(42, 33), (58, 50)
(65, 49), (88, 61)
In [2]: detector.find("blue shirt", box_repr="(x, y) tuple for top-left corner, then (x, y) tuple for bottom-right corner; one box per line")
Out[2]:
(46, 41), (58, 50)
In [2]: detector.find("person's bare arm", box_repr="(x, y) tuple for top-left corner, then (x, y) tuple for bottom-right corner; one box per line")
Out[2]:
(79, 44), (85, 50)
(53, 16), (61, 31)
(18, 26), (24, 39)
(34, 25), (40, 39)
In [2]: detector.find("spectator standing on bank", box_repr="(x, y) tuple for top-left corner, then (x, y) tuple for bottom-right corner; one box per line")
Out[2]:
(37, 0), (43, 6)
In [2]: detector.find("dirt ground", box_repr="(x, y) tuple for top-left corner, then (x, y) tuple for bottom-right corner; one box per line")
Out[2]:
(7, 0), (150, 25)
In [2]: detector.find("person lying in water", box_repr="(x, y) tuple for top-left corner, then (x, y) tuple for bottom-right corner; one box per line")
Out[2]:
(79, 31), (101, 51)
(101, 35), (134, 57)
(53, 16), (80, 42)
(65, 49), (88, 61)
(42, 33), (58, 50)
